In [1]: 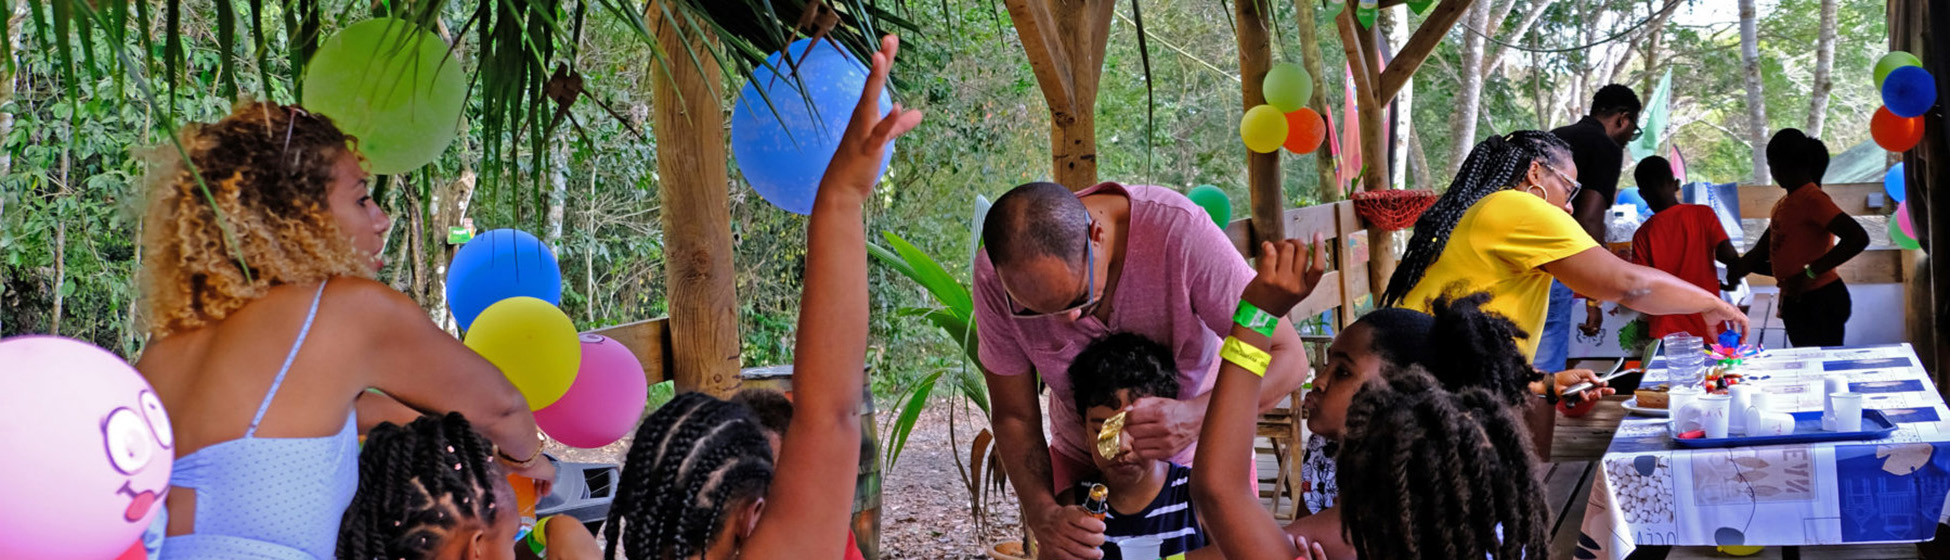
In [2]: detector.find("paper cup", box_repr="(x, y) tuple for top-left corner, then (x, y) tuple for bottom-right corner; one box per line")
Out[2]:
(1117, 535), (1163, 560)
(1751, 411), (1796, 436)
(1745, 391), (1773, 435)
(1727, 384), (1754, 435)
(1831, 392), (1864, 432)
(1669, 386), (1704, 432)
(1698, 393), (1732, 438)
(1822, 375), (1849, 430)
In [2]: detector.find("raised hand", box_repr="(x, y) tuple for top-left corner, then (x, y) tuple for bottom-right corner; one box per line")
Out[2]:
(1239, 235), (1329, 319)
(819, 34), (924, 202)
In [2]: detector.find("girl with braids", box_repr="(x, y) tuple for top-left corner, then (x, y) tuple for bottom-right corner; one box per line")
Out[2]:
(601, 35), (922, 560)
(337, 412), (599, 560)
(1382, 131), (1746, 364)
(136, 101), (553, 559)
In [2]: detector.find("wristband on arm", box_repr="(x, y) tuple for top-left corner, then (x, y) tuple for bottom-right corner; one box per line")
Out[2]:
(1233, 300), (1280, 337)
(1221, 336), (1272, 377)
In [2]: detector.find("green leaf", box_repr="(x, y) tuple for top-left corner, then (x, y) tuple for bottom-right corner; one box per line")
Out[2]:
(879, 230), (972, 317)
(882, 369), (944, 472)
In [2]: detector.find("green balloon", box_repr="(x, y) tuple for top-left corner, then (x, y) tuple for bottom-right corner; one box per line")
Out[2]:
(1187, 185), (1233, 229)
(303, 19), (467, 175)
(1890, 218), (1922, 250)
(1262, 63), (1313, 113)
(1875, 51), (1924, 88)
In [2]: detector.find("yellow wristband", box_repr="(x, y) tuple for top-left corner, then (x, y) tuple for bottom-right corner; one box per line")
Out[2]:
(1221, 336), (1271, 377)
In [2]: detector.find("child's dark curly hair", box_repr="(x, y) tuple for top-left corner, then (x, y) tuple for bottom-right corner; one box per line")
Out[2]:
(1068, 332), (1182, 415)
(1337, 365), (1548, 560)
(140, 100), (372, 336)
(1424, 289), (1547, 405)
(337, 412), (502, 560)
(604, 392), (775, 559)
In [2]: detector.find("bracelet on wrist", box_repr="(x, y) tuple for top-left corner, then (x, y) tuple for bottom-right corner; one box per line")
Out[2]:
(1233, 300), (1280, 337)
(1221, 336), (1272, 377)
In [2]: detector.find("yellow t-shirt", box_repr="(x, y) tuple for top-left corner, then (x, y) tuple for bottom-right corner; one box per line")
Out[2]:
(1398, 190), (1598, 359)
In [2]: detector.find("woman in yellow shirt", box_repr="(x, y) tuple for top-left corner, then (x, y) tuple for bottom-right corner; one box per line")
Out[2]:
(1382, 131), (1746, 365)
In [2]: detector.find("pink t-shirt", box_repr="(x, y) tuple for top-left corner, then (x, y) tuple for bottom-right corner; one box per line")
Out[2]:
(974, 182), (1255, 466)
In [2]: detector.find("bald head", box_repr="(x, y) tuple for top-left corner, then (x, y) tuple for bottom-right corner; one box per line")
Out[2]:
(983, 182), (1090, 269)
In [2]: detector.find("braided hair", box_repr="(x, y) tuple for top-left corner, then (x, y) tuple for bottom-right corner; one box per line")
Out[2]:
(1381, 131), (1572, 308)
(1424, 290), (1546, 406)
(604, 392), (776, 560)
(337, 413), (503, 560)
(1336, 366), (1548, 560)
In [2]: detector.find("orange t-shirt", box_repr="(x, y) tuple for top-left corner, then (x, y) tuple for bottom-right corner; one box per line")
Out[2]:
(1768, 184), (1845, 296)
(1631, 204), (1729, 339)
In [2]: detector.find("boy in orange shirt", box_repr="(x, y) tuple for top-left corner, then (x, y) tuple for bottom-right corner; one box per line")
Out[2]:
(1729, 130), (1869, 346)
(1628, 156), (1741, 339)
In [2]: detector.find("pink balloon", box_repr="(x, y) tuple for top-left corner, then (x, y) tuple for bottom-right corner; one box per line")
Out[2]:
(0, 336), (173, 559)
(1899, 201), (1918, 239)
(535, 335), (648, 448)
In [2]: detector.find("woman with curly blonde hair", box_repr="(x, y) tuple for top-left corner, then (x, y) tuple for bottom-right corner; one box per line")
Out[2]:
(134, 101), (553, 559)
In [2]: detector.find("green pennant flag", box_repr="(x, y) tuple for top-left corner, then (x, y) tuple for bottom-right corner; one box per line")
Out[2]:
(1356, 0), (1378, 28)
(1629, 68), (1673, 161)
(1406, 0), (1435, 15)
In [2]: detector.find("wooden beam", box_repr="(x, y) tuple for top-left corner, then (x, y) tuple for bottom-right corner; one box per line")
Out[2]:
(1005, 0), (1116, 190)
(1742, 248), (1906, 286)
(649, 6), (741, 396)
(1377, 0), (1479, 104)
(1735, 183), (1886, 219)
(1237, 0), (1283, 249)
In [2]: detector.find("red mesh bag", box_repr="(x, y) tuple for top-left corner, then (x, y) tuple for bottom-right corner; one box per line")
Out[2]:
(1353, 189), (1437, 231)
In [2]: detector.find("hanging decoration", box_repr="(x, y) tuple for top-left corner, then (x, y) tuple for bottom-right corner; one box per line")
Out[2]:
(1263, 63), (1313, 113)
(1240, 105), (1289, 153)
(1886, 163), (1907, 204)
(1186, 185), (1233, 228)
(1874, 51), (1924, 87)
(1881, 65), (1937, 118)
(302, 18), (468, 175)
(1871, 107), (1925, 152)
(730, 38), (894, 215)
(1284, 108), (1327, 154)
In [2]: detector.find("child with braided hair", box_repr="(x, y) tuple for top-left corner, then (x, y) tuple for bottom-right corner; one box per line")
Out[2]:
(599, 34), (922, 560)
(335, 412), (599, 560)
(1382, 131), (1746, 369)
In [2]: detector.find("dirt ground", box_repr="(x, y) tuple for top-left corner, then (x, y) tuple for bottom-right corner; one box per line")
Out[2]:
(541, 400), (1022, 559)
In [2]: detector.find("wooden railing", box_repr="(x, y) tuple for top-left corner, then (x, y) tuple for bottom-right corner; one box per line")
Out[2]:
(1735, 182), (1907, 287)
(1222, 200), (1375, 328)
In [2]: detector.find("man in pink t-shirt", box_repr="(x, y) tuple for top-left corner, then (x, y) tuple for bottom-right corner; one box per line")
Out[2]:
(975, 182), (1309, 560)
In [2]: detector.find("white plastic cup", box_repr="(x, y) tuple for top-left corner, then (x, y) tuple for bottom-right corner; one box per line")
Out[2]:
(1822, 375), (1849, 430)
(1669, 386), (1704, 432)
(1117, 536), (1163, 560)
(1698, 393), (1732, 438)
(1831, 392), (1864, 432)
(1751, 411), (1796, 436)
(1727, 384), (1754, 435)
(1745, 391), (1773, 435)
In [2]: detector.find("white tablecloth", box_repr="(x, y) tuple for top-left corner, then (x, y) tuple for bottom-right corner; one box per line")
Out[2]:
(1576, 344), (1950, 558)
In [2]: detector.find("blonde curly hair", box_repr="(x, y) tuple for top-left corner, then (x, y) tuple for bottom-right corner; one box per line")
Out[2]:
(140, 101), (376, 337)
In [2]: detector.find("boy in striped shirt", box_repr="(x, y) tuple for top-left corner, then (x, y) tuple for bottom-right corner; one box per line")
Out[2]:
(1065, 333), (1211, 560)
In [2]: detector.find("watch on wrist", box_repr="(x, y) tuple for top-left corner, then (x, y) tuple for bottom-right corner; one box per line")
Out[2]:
(1803, 264), (1817, 279)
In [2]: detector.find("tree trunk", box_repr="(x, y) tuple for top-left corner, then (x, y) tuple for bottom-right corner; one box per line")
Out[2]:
(546, 142), (568, 247)
(1384, 5), (1412, 190)
(1641, 0), (1661, 96)
(1446, 0), (1490, 178)
(51, 218), (64, 336)
(649, 5), (741, 396)
(1409, 128), (1433, 190)
(432, 168), (476, 332)
(1738, 0), (1768, 183)
(1294, 0), (1339, 201)
(1236, 0), (1283, 248)
(0, 0), (23, 335)
(1003, 0), (1116, 190)
(1482, 0), (1556, 76)
(1805, 0), (1837, 138)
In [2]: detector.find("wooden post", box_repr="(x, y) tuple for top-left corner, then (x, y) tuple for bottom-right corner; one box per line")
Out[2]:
(1236, 0), (1283, 248)
(1891, 0), (1948, 380)
(1293, 0), (1340, 202)
(649, 7), (742, 396)
(1004, 0), (1116, 191)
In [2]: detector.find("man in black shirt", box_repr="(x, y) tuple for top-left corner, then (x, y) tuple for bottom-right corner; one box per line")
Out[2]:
(1536, 84), (1641, 372)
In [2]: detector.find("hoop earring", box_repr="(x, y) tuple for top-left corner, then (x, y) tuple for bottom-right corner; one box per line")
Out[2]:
(1522, 184), (1548, 199)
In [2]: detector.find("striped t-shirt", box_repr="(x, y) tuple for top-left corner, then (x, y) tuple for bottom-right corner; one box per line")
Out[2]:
(1077, 462), (1208, 560)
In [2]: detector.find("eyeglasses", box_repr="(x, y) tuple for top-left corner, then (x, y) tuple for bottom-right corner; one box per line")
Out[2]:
(1542, 162), (1583, 202)
(1626, 113), (1644, 142)
(1006, 235), (1100, 319)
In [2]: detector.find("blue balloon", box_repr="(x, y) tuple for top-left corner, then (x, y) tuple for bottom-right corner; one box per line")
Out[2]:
(447, 229), (563, 330)
(1887, 162), (1907, 203)
(730, 39), (894, 215)
(1616, 187), (1652, 219)
(1882, 66), (1938, 118)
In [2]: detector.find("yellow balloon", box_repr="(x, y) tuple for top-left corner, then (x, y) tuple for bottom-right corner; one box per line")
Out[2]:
(1717, 546), (1764, 557)
(1240, 104), (1289, 154)
(464, 297), (580, 410)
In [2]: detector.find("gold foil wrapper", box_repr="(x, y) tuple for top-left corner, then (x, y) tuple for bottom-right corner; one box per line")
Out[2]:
(1097, 411), (1127, 461)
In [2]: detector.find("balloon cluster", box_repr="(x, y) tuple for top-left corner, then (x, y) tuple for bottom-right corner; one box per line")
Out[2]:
(448, 229), (647, 448)
(1869, 51), (1934, 153)
(1241, 63), (1326, 155)
(730, 39), (895, 215)
(0, 336), (171, 559)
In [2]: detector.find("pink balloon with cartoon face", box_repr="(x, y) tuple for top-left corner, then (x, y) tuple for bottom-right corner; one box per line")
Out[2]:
(0, 336), (173, 559)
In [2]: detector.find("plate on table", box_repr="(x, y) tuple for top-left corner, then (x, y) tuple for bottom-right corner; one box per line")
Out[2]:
(1621, 397), (1669, 417)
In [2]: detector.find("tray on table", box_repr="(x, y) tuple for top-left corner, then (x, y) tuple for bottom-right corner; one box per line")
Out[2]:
(1667, 410), (1898, 448)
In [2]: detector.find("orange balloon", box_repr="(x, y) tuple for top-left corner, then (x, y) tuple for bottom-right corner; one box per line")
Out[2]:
(1284, 108), (1327, 154)
(1872, 106), (1924, 152)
